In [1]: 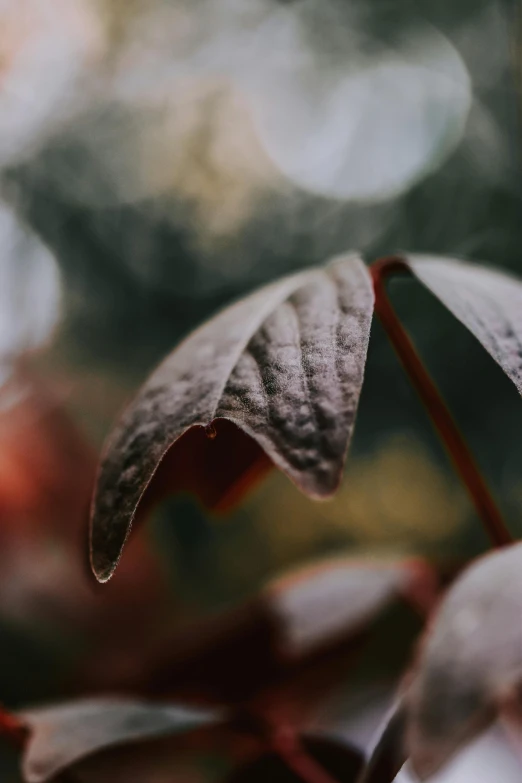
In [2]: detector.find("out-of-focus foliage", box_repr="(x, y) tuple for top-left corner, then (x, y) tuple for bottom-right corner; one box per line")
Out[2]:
(0, 205), (60, 387)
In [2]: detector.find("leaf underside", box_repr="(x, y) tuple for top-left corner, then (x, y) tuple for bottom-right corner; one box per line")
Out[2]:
(405, 542), (522, 779)
(89, 253), (374, 582)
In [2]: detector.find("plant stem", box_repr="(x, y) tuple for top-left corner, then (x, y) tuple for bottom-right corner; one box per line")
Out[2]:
(371, 256), (512, 548)
(271, 727), (341, 783)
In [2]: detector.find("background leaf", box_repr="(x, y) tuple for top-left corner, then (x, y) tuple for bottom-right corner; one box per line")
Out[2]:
(405, 542), (522, 779)
(397, 725), (522, 783)
(358, 699), (407, 783)
(90, 253), (374, 582)
(92, 556), (434, 724)
(20, 698), (224, 783)
(265, 557), (436, 660)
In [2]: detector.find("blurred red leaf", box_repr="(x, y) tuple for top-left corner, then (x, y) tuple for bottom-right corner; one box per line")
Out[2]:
(0, 373), (173, 673)
(89, 254), (374, 582)
(89, 556), (435, 725)
(0, 375), (95, 539)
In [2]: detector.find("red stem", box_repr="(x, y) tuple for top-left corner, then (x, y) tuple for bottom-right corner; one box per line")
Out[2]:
(271, 727), (341, 783)
(371, 256), (512, 549)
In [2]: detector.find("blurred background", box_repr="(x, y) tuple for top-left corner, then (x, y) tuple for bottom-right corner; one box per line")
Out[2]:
(0, 0), (521, 780)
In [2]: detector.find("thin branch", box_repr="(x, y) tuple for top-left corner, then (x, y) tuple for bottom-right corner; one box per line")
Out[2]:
(371, 256), (512, 549)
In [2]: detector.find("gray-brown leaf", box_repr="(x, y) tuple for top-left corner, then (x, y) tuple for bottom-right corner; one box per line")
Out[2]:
(406, 255), (522, 394)
(405, 542), (522, 779)
(265, 557), (434, 660)
(89, 253), (374, 582)
(357, 698), (407, 783)
(20, 698), (223, 783)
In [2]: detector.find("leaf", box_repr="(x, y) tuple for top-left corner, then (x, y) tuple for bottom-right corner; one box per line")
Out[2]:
(357, 698), (407, 783)
(404, 542), (522, 780)
(264, 557), (436, 661)
(397, 726), (522, 783)
(89, 253), (374, 582)
(222, 734), (364, 783)
(406, 255), (522, 395)
(113, 556), (434, 717)
(0, 374), (95, 537)
(20, 698), (225, 783)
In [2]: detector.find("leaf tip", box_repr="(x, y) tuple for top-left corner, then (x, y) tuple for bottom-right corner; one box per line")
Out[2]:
(89, 548), (117, 584)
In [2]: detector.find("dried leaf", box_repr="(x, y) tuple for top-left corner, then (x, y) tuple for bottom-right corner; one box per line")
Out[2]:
(406, 256), (522, 394)
(20, 698), (224, 783)
(405, 542), (522, 779)
(90, 253), (374, 582)
(222, 734), (364, 783)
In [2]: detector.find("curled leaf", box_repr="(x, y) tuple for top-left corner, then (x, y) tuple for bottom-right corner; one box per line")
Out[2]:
(89, 253), (374, 582)
(20, 698), (224, 783)
(406, 255), (522, 394)
(405, 542), (522, 779)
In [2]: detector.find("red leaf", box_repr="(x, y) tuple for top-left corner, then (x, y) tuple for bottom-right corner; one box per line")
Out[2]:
(0, 375), (95, 539)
